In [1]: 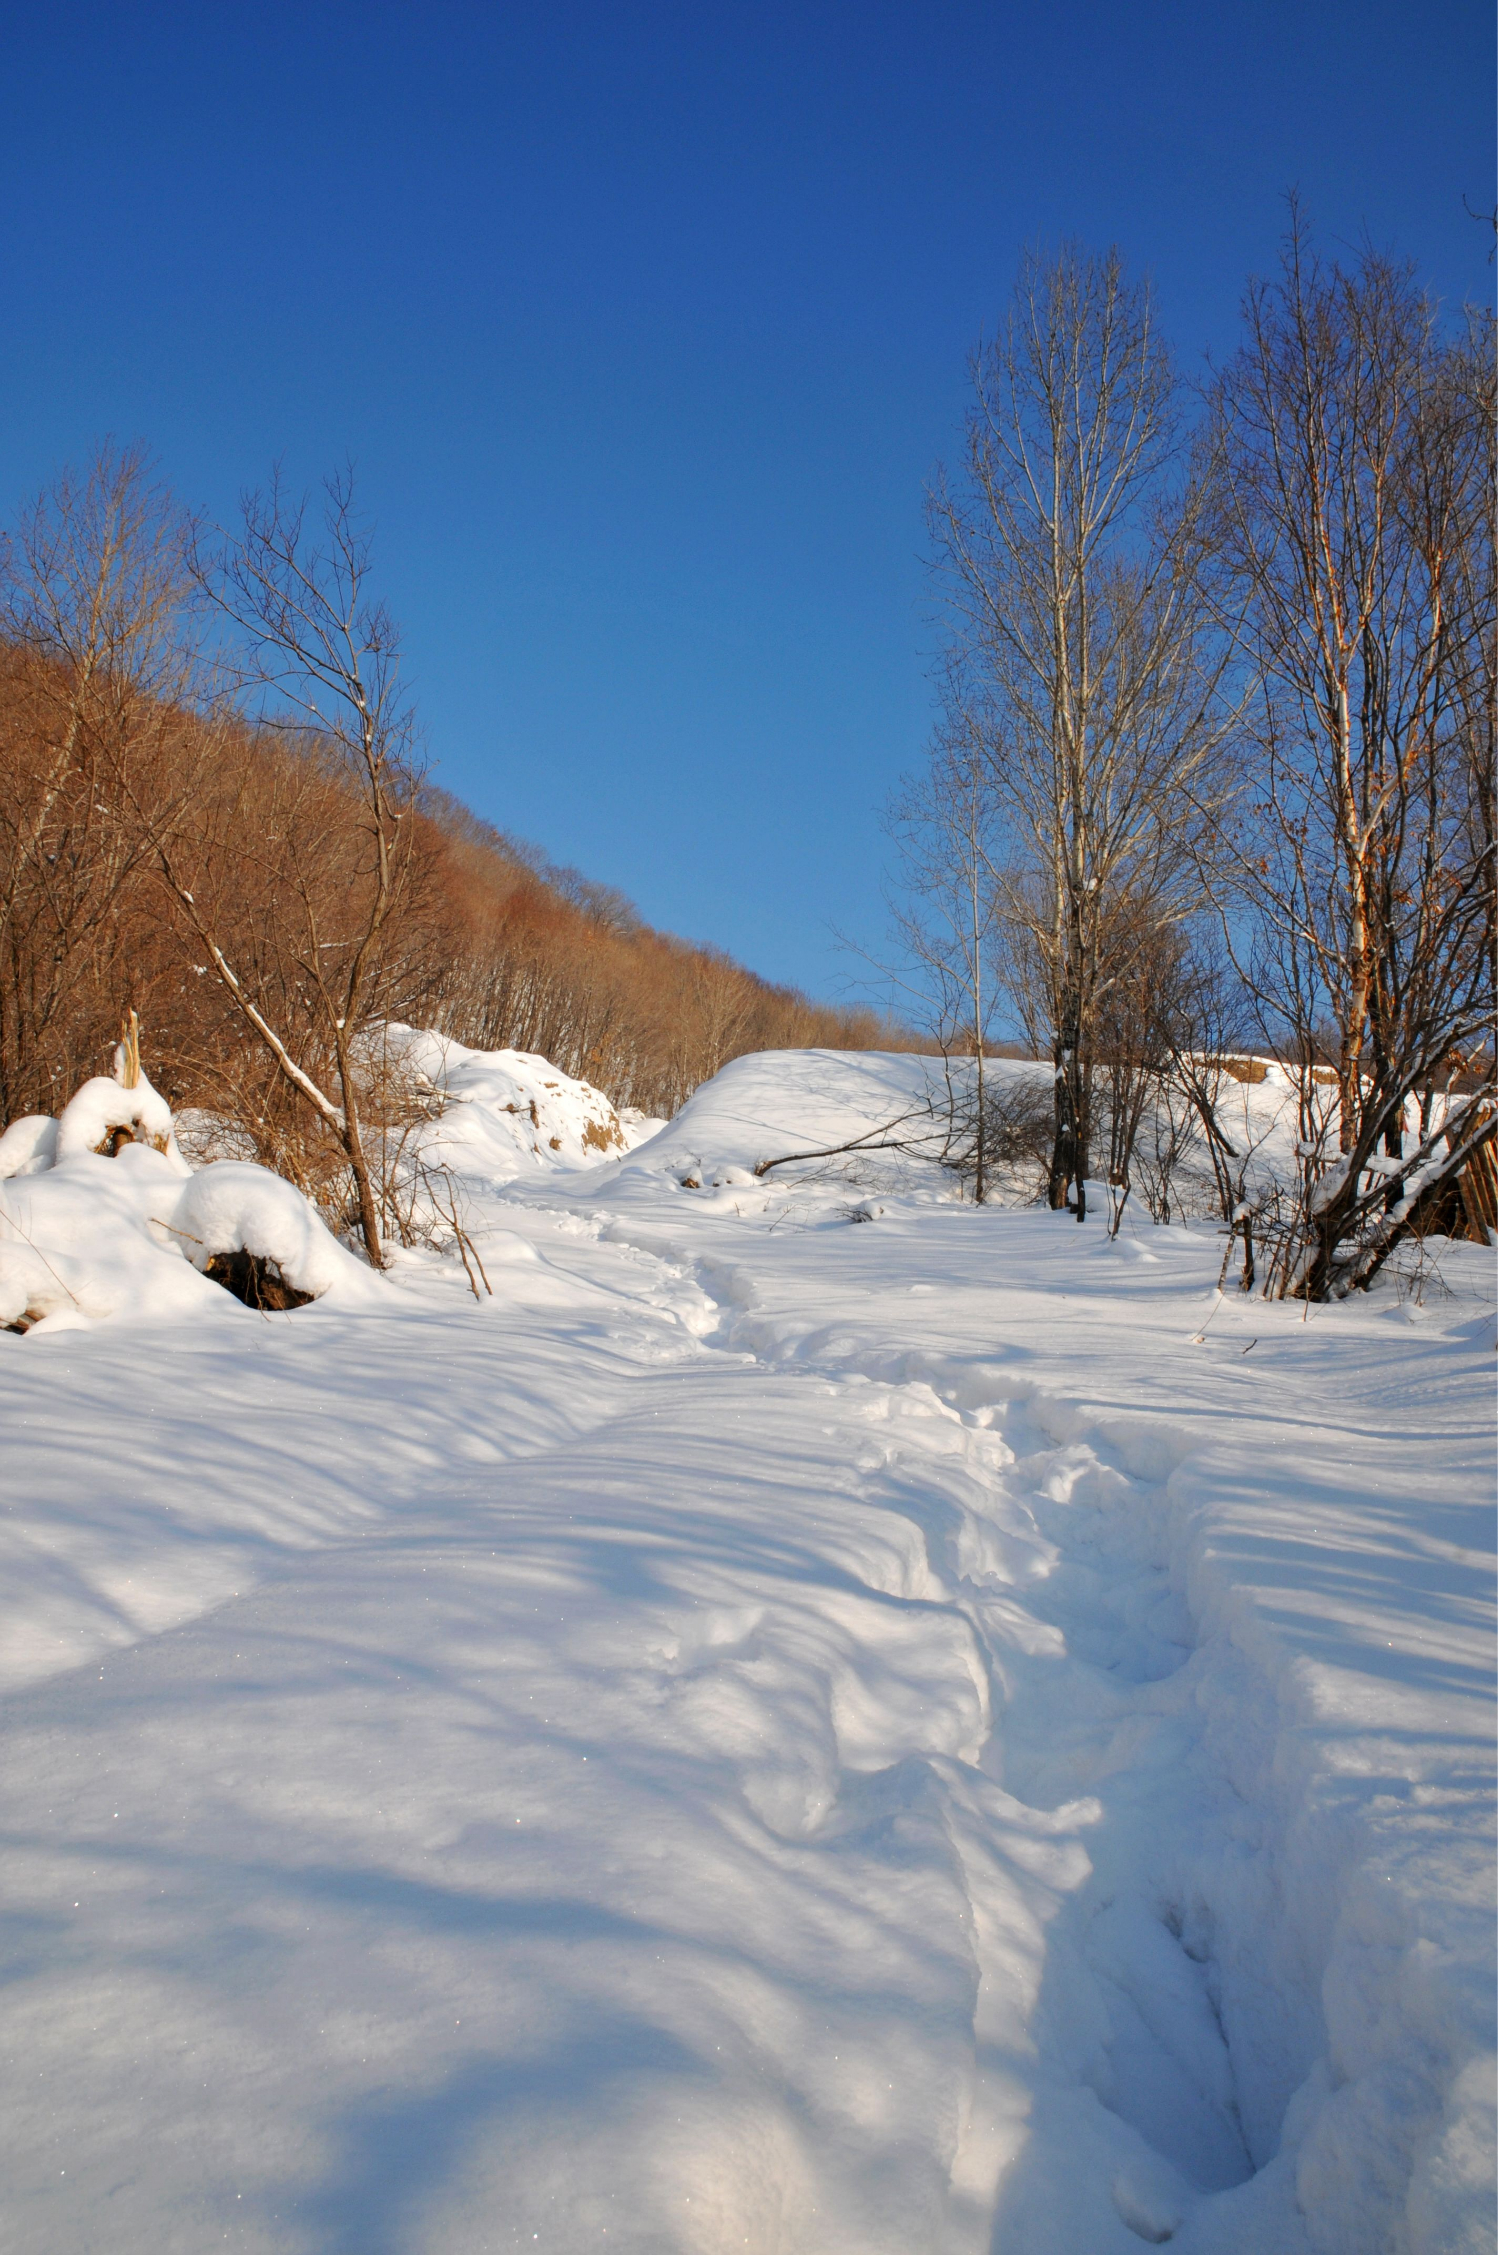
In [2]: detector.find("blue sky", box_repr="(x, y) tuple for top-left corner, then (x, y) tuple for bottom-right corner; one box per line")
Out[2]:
(1, 1), (1492, 998)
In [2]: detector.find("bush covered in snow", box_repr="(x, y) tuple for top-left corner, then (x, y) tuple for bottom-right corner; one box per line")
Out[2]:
(1, 1063), (378, 1334)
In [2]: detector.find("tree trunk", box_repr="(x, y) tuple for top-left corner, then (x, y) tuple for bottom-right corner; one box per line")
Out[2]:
(1049, 994), (1082, 1214)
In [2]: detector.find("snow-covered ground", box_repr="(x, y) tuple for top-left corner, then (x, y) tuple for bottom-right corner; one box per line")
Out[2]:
(0, 1047), (1492, 2253)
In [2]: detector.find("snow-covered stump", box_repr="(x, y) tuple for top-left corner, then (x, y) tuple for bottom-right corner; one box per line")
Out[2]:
(174, 1163), (360, 1310)
(53, 1073), (179, 1165)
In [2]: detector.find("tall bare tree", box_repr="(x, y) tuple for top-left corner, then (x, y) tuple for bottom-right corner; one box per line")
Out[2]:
(929, 244), (1227, 1220)
(146, 467), (423, 1266)
(1206, 218), (1496, 1296)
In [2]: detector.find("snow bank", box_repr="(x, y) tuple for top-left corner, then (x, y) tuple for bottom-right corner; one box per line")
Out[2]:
(390, 1025), (651, 1181)
(2, 1026), (652, 1337)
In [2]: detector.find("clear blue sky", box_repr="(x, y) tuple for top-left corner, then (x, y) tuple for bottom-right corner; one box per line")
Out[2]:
(1, 1), (1492, 998)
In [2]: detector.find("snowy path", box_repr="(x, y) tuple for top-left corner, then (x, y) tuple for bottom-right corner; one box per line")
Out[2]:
(0, 1051), (1492, 2253)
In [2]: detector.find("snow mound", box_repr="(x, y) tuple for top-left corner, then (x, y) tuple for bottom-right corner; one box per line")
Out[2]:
(1, 1145), (226, 1331)
(622, 1047), (936, 1180)
(392, 1026), (652, 1179)
(2, 1076), (377, 1331)
(0, 1114), (59, 1179)
(174, 1163), (382, 1306)
(611, 1046), (1006, 1199)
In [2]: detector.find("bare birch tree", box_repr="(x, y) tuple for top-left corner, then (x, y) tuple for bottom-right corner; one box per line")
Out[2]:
(1205, 219), (1496, 1297)
(929, 244), (1228, 1221)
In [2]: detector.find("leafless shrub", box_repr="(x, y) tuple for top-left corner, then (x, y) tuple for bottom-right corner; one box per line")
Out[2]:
(937, 1064), (1053, 1203)
(411, 1160), (492, 1301)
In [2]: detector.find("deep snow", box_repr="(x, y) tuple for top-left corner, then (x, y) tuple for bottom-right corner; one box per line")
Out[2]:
(0, 1047), (1492, 2254)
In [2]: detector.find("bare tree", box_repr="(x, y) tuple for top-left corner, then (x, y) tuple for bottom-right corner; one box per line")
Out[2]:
(1092, 915), (1187, 1236)
(145, 467), (422, 1266)
(1205, 217), (1496, 1296)
(929, 244), (1229, 1221)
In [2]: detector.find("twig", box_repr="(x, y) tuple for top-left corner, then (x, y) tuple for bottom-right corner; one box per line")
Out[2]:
(150, 1217), (205, 1245)
(0, 1203), (83, 1311)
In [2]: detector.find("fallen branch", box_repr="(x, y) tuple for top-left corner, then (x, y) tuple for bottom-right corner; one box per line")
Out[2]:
(751, 1108), (936, 1180)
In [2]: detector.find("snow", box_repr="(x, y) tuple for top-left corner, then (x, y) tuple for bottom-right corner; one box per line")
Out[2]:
(1, 1120), (372, 1333)
(390, 1026), (641, 1180)
(0, 1044), (1491, 2253)
(53, 1068), (179, 1163)
(174, 1161), (384, 1306)
(0, 1112), (59, 1178)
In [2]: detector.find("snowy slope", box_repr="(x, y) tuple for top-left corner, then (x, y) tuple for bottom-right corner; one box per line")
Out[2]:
(0, 1045), (1491, 2254)
(615, 1045), (956, 1186)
